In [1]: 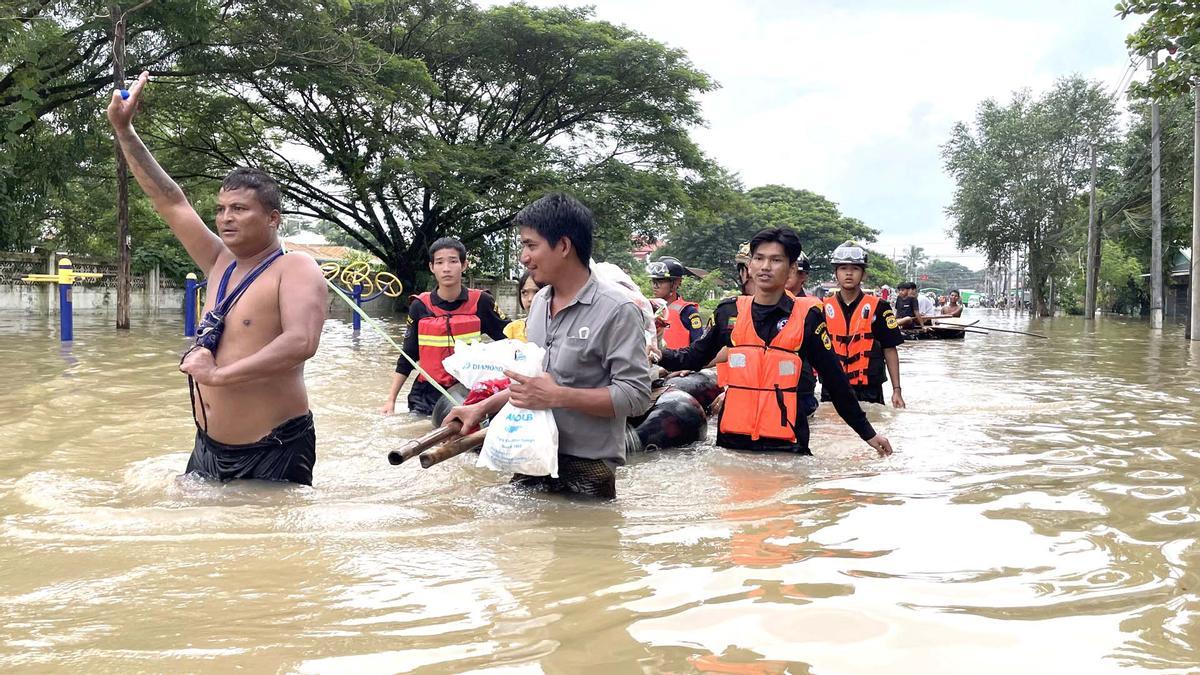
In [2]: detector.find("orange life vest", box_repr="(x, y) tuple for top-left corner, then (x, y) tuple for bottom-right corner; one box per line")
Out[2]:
(793, 294), (823, 316)
(823, 293), (877, 386)
(715, 295), (807, 442)
(415, 289), (483, 386)
(662, 297), (699, 349)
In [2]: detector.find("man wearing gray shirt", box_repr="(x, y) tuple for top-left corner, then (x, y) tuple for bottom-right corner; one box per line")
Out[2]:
(446, 193), (652, 499)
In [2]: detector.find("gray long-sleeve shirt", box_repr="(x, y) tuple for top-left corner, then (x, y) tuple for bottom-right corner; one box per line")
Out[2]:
(525, 273), (652, 466)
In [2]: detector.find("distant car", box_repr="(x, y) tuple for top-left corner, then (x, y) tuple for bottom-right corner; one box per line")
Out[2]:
(967, 298), (981, 308)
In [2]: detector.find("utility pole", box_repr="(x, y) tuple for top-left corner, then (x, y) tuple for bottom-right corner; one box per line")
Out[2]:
(111, 2), (131, 330)
(1084, 146), (1099, 319)
(1150, 52), (1165, 330)
(1191, 82), (1200, 340)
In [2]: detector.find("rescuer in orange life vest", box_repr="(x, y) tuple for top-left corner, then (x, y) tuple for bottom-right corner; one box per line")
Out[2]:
(656, 227), (893, 457)
(647, 256), (704, 350)
(380, 236), (510, 416)
(822, 240), (906, 409)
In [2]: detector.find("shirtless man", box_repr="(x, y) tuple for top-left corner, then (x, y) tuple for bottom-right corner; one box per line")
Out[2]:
(939, 290), (964, 318)
(107, 72), (328, 485)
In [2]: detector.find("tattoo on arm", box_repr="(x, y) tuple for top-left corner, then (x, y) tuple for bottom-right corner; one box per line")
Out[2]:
(117, 128), (186, 203)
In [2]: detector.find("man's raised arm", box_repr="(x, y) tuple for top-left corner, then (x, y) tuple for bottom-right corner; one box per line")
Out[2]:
(106, 71), (224, 275)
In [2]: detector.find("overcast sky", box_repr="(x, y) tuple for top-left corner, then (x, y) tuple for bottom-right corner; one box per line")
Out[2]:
(485, 0), (1142, 270)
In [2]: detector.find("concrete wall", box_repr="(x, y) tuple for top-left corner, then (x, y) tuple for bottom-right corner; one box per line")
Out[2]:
(0, 252), (184, 314)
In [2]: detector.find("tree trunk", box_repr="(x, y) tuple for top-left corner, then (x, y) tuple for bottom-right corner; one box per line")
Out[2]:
(112, 4), (132, 330)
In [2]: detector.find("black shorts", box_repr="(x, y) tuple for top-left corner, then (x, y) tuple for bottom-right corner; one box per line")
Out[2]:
(511, 454), (617, 500)
(185, 412), (316, 486)
(406, 380), (442, 416)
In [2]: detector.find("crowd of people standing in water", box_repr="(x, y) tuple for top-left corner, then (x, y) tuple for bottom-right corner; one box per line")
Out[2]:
(107, 70), (974, 500)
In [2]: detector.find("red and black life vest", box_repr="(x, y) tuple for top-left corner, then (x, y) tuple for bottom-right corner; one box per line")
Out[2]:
(415, 289), (483, 386)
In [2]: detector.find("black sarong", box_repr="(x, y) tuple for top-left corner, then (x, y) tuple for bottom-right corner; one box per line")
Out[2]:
(185, 412), (316, 486)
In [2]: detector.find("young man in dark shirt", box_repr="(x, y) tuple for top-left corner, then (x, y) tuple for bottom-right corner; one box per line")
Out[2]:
(822, 241), (906, 408)
(381, 237), (509, 415)
(893, 281), (921, 327)
(657, 228), (893, 457)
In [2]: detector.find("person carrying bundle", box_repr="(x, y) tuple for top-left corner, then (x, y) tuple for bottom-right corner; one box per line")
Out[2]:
(445, 193), (652, 499)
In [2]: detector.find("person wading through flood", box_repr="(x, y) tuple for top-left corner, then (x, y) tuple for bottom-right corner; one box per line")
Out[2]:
(784, 251), (821, 417)
(647, 256), (704, 350)
(822, 241), (906, 408)
(656, 228), (893, 457)
(381, 237), (509, 416)
(445, 192), (652, 499)
(107, 72), (328, 485)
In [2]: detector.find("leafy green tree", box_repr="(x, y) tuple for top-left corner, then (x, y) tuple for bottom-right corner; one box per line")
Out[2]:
(1120, 1), (1200, 98)
(895, 245), (928, 281)
(922, 259), (983, 290)
(661, 184), (880, 285)
(943, 76), (1117, 316)
(153, 1), (718, 294)
(1104, 91), (1193, 294)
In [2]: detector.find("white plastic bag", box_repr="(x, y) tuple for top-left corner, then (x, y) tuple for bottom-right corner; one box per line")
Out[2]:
(591, 261), (657, 348)
(442, 338), (525, 389)
(477, 341), (559, 477)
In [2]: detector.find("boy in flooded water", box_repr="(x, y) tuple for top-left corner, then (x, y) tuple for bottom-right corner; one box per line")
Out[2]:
(822, 241), (905, 408)
(445, 193), (652, 499)
(657, 228), (893, 457)
(107, 72), (328, 485)
(380, 237), (509, 416)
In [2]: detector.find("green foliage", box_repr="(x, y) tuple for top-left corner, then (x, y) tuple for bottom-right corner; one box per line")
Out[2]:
(679, 270), (729, 303)
(865, 249), (902, 289)
(661, 184), (880, 283)
(1106, 91), (1194, 277)
(943, 76), (1117, 316)
(920, 259), (984, 290)
(1119, 1), (1200, 98)
(147, 1), (718, 294)
(895, 245), (928, 279)
(1099, 239), (1145, 312)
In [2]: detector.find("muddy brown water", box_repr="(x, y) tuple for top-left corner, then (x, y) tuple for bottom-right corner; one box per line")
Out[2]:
(1, 309), (1199, 673)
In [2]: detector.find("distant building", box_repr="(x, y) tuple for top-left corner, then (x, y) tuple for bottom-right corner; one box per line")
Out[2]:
(632, 240), (662, 262)
(1161, 250), (1191, 322)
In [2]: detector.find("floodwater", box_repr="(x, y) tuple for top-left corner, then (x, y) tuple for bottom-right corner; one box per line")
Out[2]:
(2, 308), (1199, 674)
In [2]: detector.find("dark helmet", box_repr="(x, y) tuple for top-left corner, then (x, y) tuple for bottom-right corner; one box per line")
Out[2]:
(830, 240), (868, 268)
(647, 256), (688, 280)
(795, 252), (811, 273)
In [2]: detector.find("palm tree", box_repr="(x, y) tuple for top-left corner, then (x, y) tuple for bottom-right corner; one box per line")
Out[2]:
(898, 245), (929, 280)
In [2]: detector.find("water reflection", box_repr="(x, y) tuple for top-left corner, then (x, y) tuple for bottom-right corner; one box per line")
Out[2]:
(2, 310), (1200, 672)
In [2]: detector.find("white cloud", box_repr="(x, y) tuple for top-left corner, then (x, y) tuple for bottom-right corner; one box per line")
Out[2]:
(480, 0), (1141, 270)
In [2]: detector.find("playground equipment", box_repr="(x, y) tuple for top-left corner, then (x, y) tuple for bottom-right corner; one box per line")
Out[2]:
(183, 273), (207, 337)
(181, 260), (402, 336)
(320, 261), (404, 332)
(21, 258), (104, 341)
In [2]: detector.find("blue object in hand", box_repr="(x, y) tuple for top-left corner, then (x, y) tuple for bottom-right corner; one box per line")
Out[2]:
(119, 89), (130, 100)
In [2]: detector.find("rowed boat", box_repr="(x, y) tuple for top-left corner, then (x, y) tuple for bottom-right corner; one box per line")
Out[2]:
(902, 317), (976, 342)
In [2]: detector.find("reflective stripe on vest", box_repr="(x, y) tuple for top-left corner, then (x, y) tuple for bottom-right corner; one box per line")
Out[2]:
(822, 293), (877, 386)
(715, 295), (807, 442)
(662, 297), (699, 350)
(415, 289), (483, 386)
